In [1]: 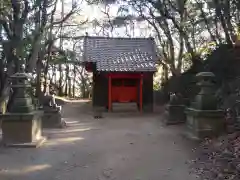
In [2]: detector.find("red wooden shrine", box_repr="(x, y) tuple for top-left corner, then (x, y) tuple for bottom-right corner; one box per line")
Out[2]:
(84, 62), (144, 112)
(107, 73), (143, 112)
(82, 36), (157, 113)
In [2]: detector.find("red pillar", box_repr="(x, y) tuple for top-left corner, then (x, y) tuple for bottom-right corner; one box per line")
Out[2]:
(139, 74), (143, 113)
(108, 73), (112, 112)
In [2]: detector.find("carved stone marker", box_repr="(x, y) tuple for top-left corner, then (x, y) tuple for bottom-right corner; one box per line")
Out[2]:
(164, 93), (186, 125)
(0, 73), (45, 148)
(40, 92), (66, 128)
(185, 72), (224, 141)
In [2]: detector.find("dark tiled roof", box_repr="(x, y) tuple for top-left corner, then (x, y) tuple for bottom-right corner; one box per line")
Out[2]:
(83, 36), (158, 72)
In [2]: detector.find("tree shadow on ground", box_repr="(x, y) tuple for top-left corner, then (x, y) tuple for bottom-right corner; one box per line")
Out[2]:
(0, 101), (199, 180)
(0, 122), (90, 180)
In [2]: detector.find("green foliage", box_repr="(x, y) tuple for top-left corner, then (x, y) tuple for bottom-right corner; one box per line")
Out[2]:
(199, 42), (217, 60)
(153, 82), (160, 91)
(50, 54), (67, 65)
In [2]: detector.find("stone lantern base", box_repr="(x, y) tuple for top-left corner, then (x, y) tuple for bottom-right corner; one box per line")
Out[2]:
(0, 111), (46, 148)
(164, 104), (186, 125)
(184, 108), (224, 141)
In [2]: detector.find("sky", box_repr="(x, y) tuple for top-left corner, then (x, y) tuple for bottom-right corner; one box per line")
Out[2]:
(54, 0), (154, 56)
(56, 0), (153, 37)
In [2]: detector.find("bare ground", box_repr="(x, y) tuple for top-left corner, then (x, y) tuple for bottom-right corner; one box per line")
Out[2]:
(0, 102), (198, 180)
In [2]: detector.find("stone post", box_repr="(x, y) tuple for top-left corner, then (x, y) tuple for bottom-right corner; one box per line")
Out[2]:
(40, 83), (66, 128)
(41, 97), (65, 128)
(185, 72), (224, 141)
(0, 72), (45, 147)
(164, 93), (186, 125)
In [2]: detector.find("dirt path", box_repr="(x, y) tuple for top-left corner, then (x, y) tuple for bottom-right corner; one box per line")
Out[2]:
(0, 102), (197, 180)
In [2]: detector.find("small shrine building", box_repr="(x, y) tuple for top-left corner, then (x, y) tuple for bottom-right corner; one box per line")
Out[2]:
(82, 36), (158, 112)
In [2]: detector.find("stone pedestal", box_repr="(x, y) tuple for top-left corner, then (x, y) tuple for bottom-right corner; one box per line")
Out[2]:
(185, 72), (224, 141)
(39, 92), (65, 128)
(1, 111), (45, 147)
(42, 107), (65, 128)
(165, 104), (186, 125)
(0, 72), (45, 148)
(164, 93), (186, 125)
(185, 108), (224, 141)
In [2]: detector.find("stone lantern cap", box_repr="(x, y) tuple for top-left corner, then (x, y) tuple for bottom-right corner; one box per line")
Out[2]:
(196, 72), (215, 79)
(196, 72), (215, 86)
(10, 73), (32, 88)
(196, 72), (215, 78)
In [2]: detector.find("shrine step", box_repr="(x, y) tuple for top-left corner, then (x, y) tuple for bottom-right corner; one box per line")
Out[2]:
(111, 103), (139, 113)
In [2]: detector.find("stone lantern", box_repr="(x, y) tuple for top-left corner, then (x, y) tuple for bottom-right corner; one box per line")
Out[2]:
(8, 73), (34, 113)
(185, 72), (224, 140)
(0, 72), (45, 147)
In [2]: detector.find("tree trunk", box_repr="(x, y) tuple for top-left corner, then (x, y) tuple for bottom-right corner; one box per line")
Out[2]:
(72, 65), (76, 98)
(214, 0), (232, 45)
(58, 0), (65, 96)
(43, 60), (49, 93)
(196, 0), (217, 43)
(64, 63), (68, 96)
(68, 78), (71, 97)
(36, 60), (42, 97)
